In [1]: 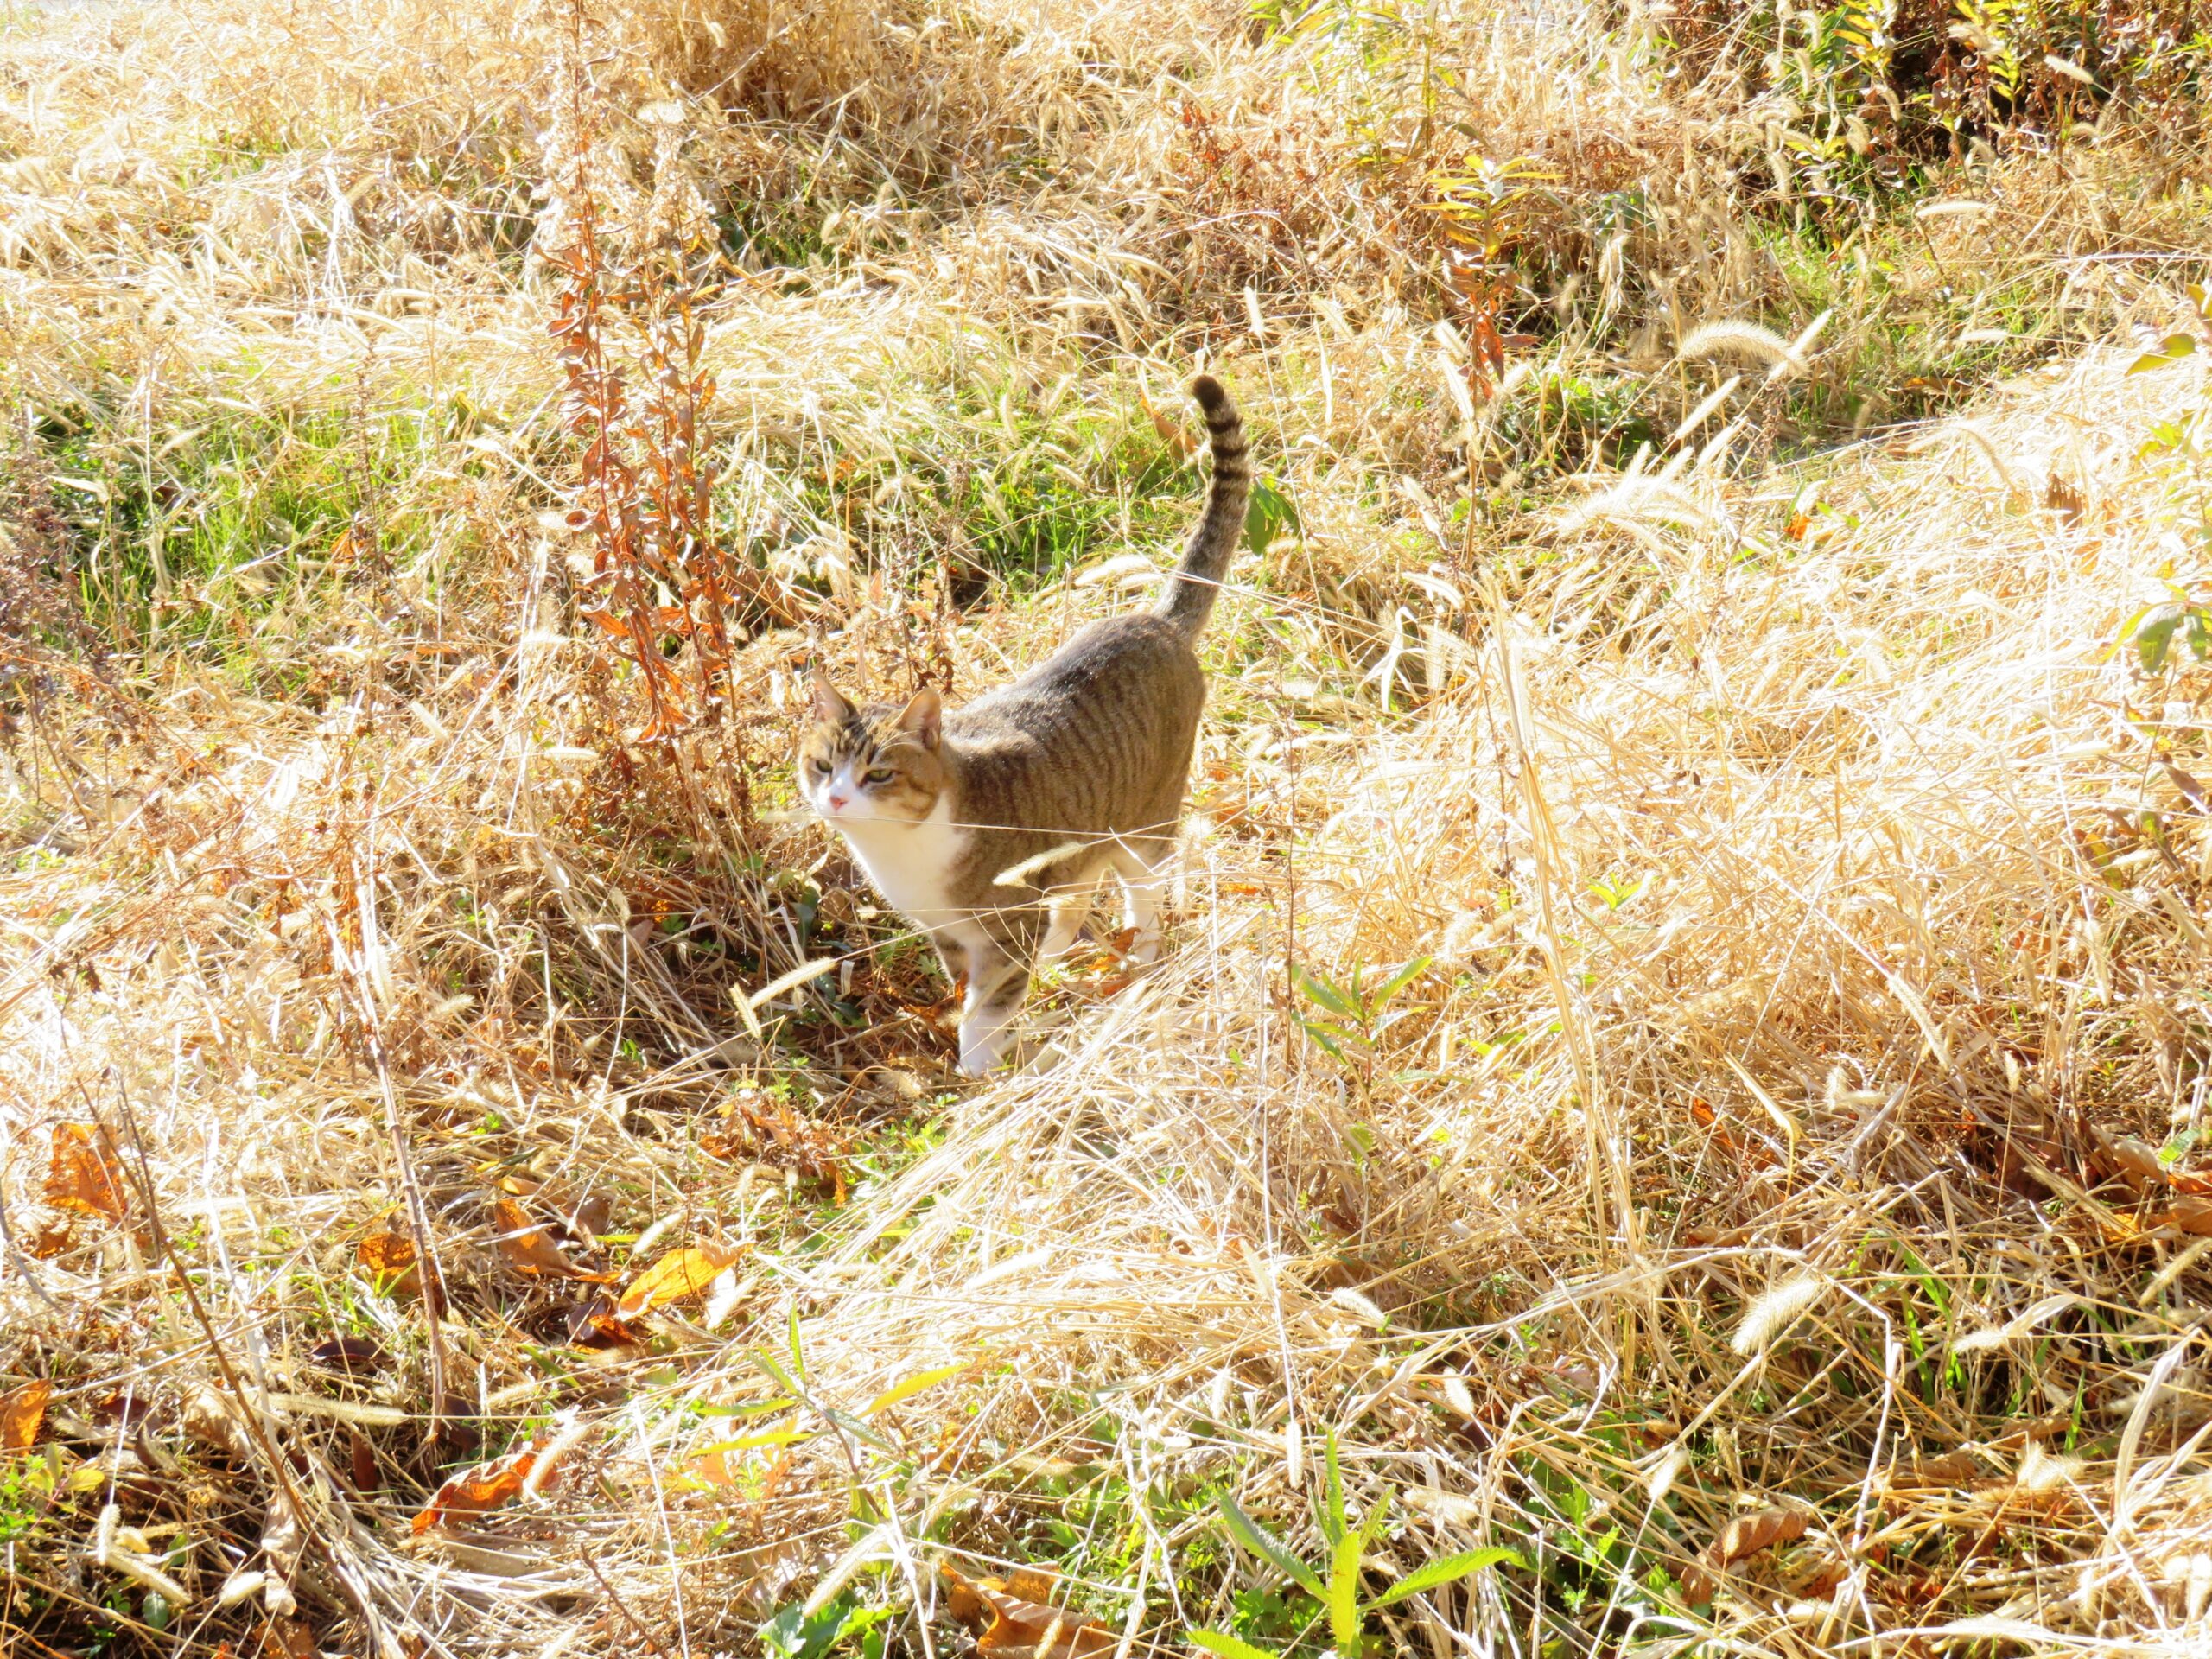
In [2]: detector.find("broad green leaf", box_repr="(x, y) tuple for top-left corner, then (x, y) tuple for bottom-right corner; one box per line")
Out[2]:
(1368, 1547), (1527, 1607)
(1370, 955), (1433, 1008)
(690, 1426), (805, 1456)
(2129, 332), (2198, 374)
(749, 1351), (896, 1455)
(1188, 1633), (1281, 1659)
(1320, 1429), (1346, 1548)
(863, 1363), (964, 1417)
(1326, 1530), (1364, 1655)
(2137, 607), (2183, 674)
(1296, 1020), (1352, 1062)
(1245, 477), (1300, 560)
(1357, 1487), (1394, 1549)
(1294, 966), (1361, 1020)
(1217, 1495), (1324, 1598)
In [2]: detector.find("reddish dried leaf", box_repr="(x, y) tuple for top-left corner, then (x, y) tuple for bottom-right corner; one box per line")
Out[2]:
(308, 1337), (385, 1373)
(409, 1447), (536, 1534)
(44, 1122), (128, 1222)
(615, 1243), (746, 1320)
(356, 1230), (421, 1294)
(350, 1430), (380, 1493)
(1, 1379), (53, 1453)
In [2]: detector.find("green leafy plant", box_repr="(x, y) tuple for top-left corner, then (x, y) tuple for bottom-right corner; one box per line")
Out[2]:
(1191, 1434), (1522, 1657)
(1245, 475), (1300, 560)
(1290, 956), (1432, 1065)
(759, 1589), (895, 1659)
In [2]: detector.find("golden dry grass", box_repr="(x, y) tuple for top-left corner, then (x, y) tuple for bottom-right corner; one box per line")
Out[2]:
(6, 2), (2212, 1656)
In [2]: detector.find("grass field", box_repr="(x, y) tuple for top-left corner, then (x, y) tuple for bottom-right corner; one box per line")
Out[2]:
(7, 2), (2212, 1655)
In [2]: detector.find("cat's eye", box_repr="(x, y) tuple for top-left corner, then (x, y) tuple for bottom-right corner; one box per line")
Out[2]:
(863, 766), (895, 785)
(806, 759), (830, 776)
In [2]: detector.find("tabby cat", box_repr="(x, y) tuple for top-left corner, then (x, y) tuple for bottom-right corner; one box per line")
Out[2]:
(799, 376), (1249, 1075)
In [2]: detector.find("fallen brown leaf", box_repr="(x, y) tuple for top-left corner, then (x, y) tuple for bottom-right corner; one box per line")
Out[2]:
(940, 1563), (1115, 1657)
(615, 1242), (747, 1320)
(411, 1446), (535, 1533)
(491, 1197), (611, 1281)
(1677, 1505), (1811, 1604)
(356, 1230), (421, 1294)
(1, 1379), (53, 1453)
(45, 1122), (128, 1222)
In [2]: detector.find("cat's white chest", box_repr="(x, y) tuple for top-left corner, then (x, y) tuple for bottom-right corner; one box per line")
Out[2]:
(831, 796), (969, 934)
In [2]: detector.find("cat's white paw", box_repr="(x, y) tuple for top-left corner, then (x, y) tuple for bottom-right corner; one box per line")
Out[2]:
(958, 1027), (1011, 1077)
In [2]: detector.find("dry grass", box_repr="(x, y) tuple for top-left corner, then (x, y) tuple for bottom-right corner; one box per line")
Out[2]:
(6, 1), (2212, 1656)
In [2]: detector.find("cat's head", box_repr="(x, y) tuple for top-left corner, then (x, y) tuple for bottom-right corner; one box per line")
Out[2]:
(797, 667), (948, 826)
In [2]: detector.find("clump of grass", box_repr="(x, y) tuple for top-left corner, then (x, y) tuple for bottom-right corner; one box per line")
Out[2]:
(7, 1), (2212, 1656)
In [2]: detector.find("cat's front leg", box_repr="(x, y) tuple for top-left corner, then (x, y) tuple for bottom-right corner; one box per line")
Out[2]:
(957, 937), (1030, 1077)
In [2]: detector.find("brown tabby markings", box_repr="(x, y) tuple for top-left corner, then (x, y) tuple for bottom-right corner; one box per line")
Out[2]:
(799, 376), (1250, 1075)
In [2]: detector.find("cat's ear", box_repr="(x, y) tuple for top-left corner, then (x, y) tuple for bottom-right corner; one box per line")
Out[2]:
(809, 664), (854, 723)
(895, 685), (942, 751)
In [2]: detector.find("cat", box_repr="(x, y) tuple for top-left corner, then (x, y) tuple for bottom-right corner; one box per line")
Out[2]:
(799, 375), (1249, 1076)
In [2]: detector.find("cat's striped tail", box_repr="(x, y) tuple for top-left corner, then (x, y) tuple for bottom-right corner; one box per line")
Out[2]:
(1154, 376), (1250, 639)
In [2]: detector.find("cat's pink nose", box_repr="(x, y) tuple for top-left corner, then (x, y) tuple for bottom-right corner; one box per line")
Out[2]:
(826, 792), (848, 811)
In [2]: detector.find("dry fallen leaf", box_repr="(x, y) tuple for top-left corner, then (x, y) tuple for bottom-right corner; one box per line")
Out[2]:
(1677, 1505), (1811, 1604)
(307, 1337), (385, 1373)
(356, 1229), (421, 1294)
(615, 1242), (747, 1320)
(491, 1197), (611, 1281)
(45, 1122), (128, 1222)
(940, 1563), (1116, 1657)
(411, 1448), (534, 1533)
(2094, 1126), (2212, 1197)
(1, 1379), (53, 1453)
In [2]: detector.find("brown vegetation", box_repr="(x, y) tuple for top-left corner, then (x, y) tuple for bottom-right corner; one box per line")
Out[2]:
(5, 1), (2212, 1655)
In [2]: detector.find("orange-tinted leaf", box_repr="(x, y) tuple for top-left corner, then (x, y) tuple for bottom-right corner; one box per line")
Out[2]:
(409, 1447), (535, 1534)
(1713, 1507), (1809, 1563)
(939, 1564), (1116, 1658)
(45, 1122), (128, 1222)
(356, 1230), (421, 1294)
(1, 1379), (52, 1453)
(491, 1198), (608, 1281)
(1678, 1505), (1811, 1603)
(2168, 1196), (2212, 1236)
(1138, 392), (1197, 458)
(615, 1243), (747, 1320)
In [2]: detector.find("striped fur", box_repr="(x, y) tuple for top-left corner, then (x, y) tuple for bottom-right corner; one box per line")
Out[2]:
(799, 377), (1247, 1075)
